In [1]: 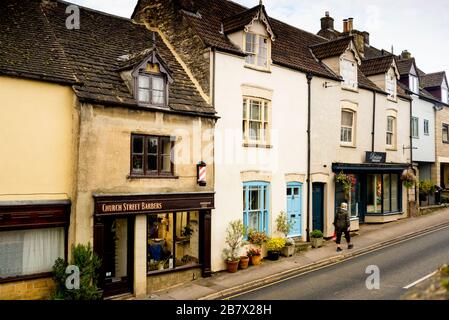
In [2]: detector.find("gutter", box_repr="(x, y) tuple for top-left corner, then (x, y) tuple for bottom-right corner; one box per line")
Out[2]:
(306, 73), (314, 242)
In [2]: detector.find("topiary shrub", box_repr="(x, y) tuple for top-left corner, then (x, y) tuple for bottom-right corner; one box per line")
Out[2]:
(52, 243), (102, 300)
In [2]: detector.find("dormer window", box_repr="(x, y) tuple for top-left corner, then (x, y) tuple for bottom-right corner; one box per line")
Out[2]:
(137, 73), (165, 105)
(409, 74), (419, 94)
(386, 73), (397, 100)
(244, 33), (269, 69)
(340, 58), (357, 89)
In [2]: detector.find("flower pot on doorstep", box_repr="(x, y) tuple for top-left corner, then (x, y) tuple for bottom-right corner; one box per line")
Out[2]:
(281, 245), (295, 257)
(267, 251), (280, 261)
(239, 256), (250, 269)
(311, 237), (323, 248)
(226, 260), (240, 273)
(250, 254), (262, 266)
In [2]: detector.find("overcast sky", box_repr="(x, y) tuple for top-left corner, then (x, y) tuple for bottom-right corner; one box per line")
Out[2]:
(69, 0), (449, 76)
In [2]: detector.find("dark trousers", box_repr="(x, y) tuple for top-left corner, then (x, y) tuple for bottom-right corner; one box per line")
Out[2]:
(336, 229), (351, 245)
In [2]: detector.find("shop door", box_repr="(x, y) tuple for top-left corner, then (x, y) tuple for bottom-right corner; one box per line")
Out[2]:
(312, 183), (324, 232)
(287, 183), (302, 237)
(96, 217), (134, 298)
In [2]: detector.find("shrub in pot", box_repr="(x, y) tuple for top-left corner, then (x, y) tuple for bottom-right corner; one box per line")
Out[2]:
(310, 230), (324, 248)
(222, 220), (245, 273)
(266, 238), (286, 261)
(281, 238), (295, 257)
(247, 248), (262, 266)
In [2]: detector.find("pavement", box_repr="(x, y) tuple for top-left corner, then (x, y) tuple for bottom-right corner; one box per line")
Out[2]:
(146, 208), (449, 300)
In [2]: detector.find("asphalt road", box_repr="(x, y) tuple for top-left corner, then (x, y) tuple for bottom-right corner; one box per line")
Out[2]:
(232, 225), (449, 300)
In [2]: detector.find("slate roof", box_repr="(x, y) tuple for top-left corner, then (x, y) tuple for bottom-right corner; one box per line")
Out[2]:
(360, 55), (395, 76)
(421, 72), (447, 89)
(150, 0), (340, 79)
(310, 37), (353, 60)
(222, 4), (275, 37)
(396, 58), (415, 76)
(0, 0), (214, 116)
(0, 0), (78, 84)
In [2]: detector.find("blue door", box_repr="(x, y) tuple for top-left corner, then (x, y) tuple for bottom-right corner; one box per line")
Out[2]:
(312, 183), (324, 232)
(287, 183), (302, 237)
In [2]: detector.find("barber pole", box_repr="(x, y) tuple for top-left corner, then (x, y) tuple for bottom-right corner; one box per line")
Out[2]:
(197, 161), (207, 186)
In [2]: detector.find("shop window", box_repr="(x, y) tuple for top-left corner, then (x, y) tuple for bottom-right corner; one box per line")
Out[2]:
(147, 212), (199, 273)
(243, 97), (270, 146)
(367, 174), (401, 214)
(335, 174), (361, 218)
(243, 182), (269, 234)
(0, 228), (65, 279)
(131, 134), (174, 177)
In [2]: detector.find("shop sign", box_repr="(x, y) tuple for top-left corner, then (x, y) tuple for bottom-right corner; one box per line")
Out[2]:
(365, 152), (387, 164)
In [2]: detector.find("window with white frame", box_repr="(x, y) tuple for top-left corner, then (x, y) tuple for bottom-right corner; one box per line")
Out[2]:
(137, 74), (165, 106)
(386, 116), (396, 147)
(443, 124), (449, 143)
(340, 58), (357, 89)
(341, 109), (355, 144)
(424, 119), (430, 136)
(409, 75), (419, 94)
(244, 33), (269, 69)
(442, 86), (448, 104)
(386, 73), (397, 100)
(243, 97), (270, 145)
(412, 117), (419, 138)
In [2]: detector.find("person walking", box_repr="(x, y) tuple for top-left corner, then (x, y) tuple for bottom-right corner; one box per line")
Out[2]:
(334, 202), (354, 252)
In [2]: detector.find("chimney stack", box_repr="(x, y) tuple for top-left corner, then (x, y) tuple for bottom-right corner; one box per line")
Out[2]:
(400, 50), (412, 60)
(362, 31), (370, 46)
(343, 19), (349, 33)
(320, 11), (334, 30)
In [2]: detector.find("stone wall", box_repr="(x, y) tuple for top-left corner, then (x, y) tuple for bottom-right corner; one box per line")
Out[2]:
(133, 0), (211, 98)
(0, 278), (55, 300)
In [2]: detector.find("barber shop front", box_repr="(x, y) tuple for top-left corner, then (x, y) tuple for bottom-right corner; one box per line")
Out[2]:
(333, 159), (409, 225)
(93, 192), (214, 298)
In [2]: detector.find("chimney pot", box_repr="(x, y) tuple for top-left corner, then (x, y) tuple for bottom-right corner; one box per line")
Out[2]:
(348, 18), (354, 32)
(325, 11), (329, 17)
(343, 19), (349, 33)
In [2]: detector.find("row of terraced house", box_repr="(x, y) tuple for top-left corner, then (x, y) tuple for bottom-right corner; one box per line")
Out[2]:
(1, 0), (449, 299)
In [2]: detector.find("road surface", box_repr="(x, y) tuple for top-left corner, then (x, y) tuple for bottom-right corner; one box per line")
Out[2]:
(232, 225), (449, 300)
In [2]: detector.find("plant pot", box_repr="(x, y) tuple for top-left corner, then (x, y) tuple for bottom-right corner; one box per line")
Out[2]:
(267, 251), (280, 261)
(281, 245), (295, 257)
(311, 237), (323, 248)
(239, 256), (250, 269)
(226, 260), (240, 273)
(250, 254), (262, 266)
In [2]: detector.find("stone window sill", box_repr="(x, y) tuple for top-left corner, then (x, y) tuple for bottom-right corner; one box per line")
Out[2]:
(244, 65), (272, 73)
(127, 175), (179, 180)
(243, 143), (273, 149)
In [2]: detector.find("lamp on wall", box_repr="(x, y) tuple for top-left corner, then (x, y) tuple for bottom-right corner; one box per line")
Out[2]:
(197, 161), (207, 187)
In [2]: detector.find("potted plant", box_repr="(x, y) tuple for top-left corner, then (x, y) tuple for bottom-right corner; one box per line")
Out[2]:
(402, 169), (417, 217)
(247, 248), (262, 266)
(247, 229), (268, 257)
(239, 255), (250, 269)
(222, 220), (245, 273)
(310, 230), (324, 248)
(276, 212), (296, 257)
(419, 180), (436, 206)
(265, 238), (286, 261)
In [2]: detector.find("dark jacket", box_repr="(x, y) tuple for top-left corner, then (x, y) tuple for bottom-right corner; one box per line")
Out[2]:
(334, 208), (350, 232)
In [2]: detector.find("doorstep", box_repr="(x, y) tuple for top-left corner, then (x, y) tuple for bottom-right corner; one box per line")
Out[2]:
(146, 208), (449, 300)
